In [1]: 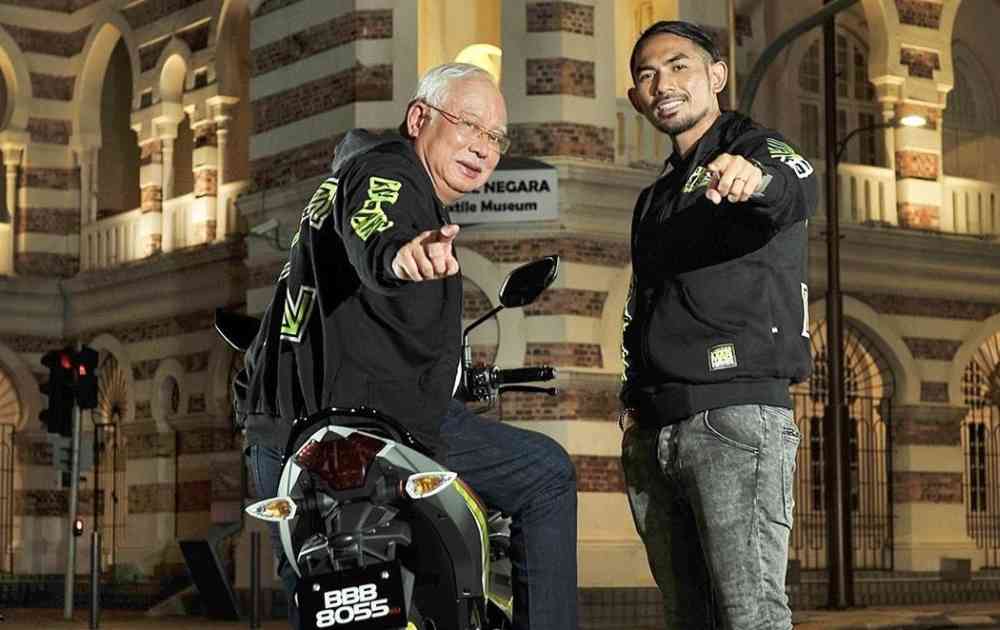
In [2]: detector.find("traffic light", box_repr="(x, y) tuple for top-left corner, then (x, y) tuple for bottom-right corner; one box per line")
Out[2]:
(72, 516), (84, 537)
(40, 347), (74, 437)
(76, 346), (99, 410)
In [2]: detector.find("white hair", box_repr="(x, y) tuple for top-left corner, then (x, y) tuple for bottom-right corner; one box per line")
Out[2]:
(411, 62), (496, 107)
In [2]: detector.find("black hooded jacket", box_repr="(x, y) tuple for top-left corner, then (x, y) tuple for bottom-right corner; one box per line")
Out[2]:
(240, 131), (462, 454)
(621, 111), (818, 423)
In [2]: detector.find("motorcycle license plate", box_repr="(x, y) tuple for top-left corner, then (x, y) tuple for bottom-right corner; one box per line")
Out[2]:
(297, 561), (406, 629)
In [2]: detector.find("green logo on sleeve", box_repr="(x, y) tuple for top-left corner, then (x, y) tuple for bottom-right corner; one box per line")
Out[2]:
(280, 285), (316, 343)
(305, 177), (339, 229)
(351, 176), (400, 241)
(766, 138), (814, 179)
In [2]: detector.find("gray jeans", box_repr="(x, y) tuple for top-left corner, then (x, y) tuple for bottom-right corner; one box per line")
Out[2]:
(621, 404), (800, 630)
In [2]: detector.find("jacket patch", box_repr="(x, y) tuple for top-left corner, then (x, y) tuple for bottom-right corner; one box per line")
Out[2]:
(766, 138), (814, 179)
(682, 166), (713, 193)
(280, 285), (316, 343)
(708, 343), (738, 371)
(305, 177), (339, 229)
(351, 176), (400, 241)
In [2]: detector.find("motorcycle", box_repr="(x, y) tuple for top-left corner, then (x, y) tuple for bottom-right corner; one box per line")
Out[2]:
(217, 256), (561, 630)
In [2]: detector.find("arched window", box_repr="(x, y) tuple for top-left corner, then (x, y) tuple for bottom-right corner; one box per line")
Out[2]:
(790, 320), (895, 571)
(98, 39), (140, 217)
(962, 332), (1000, 567)
(944, 46), (998, 181)
(93, 351), (129, 567)
(797, 29), (881, 166)
(0, 367), (18, 573)
(173, 114), (194, 198)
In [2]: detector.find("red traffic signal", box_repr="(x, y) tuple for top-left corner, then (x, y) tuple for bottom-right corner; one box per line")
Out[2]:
(75, 346), (99, 410)
(39, 347), (75, 437)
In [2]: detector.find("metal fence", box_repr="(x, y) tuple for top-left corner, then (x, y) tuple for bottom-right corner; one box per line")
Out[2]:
(0, 424), (12, 573)
(963, 333), (1000, 567)
(790, 320), (894, 571)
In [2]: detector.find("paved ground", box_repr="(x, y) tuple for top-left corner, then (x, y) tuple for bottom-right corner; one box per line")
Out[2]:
(1, 603), (1000, 629)
(793, 603), (1000, 629)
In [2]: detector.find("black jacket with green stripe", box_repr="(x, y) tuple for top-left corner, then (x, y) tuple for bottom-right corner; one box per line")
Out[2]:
(621, 111), (818, 424)
(241, 131), (461, 454)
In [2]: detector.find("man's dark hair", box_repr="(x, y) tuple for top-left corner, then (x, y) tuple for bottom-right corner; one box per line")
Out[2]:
(630, 21), (722, 79)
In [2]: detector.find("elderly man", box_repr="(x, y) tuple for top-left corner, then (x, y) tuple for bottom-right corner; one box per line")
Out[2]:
(242, 63), (577, 630)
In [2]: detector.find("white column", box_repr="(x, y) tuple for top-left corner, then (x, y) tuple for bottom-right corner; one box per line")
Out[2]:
(215, 124), (228, 241)
(2, 146), (21, 276)
(161, 137), (175, 201)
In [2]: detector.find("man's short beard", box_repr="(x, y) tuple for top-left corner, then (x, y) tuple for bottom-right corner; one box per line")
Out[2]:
(652, 104), (707, 137)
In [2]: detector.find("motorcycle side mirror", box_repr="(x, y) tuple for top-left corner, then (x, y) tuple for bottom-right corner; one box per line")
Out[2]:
(497, 256), (560, 308)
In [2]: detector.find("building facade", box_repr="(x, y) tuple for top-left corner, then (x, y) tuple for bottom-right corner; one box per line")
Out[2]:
(0, 0), (997, 623)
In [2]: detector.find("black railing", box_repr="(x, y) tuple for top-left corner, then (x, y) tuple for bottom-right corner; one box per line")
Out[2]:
(790, 321), (894, 572)
(962, 338), (1000, 567)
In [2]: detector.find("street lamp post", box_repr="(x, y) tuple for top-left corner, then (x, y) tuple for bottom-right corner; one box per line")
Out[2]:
(821, 6), (852, 609)
(823, 13), (927, 599)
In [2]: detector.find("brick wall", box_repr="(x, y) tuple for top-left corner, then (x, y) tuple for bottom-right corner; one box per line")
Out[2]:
(253, 65), (392, 135)
(893, 471), (963, 503)
(461, 237), (628, 266)
(526, 58), (595, 98)
(523, 289), (606, 318)
(509, 122), (615, 162)
(573, 455), (624, 493)
(27, 118), (72, 145)
(849, 292), (1000, 321)
(30, 73), (74, 101)
(897, 203), (940, 230)
(900, 47), (940, 79)
(5, 24), (88, 56)
(15, 253), (78, 277)
(896, 150), (939, 180)
(892, 405), (964, 445)
(500, 385), (619, 422)
(526, 1), (594, 35)
(250, 133), (345, 193)
(15, 207), (80, 235)
(251, 10), (392, 77)
(919, 381), (949, 403)
(902, 337), (960, 361)
(525, 342), (603, 368)
(463, 283), (493, 320)
(132, 350), (211, 380)
(895, 0), (943, 29)
(23, 167), (77, 190)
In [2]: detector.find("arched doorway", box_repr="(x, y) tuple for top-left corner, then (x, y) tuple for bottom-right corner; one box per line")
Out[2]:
(0, 367), (17, 573)
(962, 332), (1000, 567)
(89, 351), (129, 568)
(790, 320), (895, 571)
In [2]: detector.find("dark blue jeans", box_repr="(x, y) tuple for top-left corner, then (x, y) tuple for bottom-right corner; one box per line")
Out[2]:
(250, 398), (578, 630)
(621, 404), (800, 630)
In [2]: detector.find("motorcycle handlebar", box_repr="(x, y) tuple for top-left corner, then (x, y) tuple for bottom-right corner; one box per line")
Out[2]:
(494, 366), (557, 385)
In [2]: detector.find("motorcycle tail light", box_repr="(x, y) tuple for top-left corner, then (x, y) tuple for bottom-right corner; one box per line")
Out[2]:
(295, 432), (386, 490)
(404, 472), (458, 500)
(245, 496), (298, 522)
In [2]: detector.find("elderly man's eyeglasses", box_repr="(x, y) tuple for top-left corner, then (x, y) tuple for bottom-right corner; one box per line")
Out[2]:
(421, 101), (511, 155)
